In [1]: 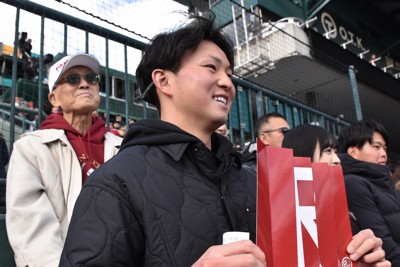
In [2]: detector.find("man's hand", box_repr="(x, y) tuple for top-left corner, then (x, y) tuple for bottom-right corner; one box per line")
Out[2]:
(347, 229), (391, 266)
(192, 240), (266, 267)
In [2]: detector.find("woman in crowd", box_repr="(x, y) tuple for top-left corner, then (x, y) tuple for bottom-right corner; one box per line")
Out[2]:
(282, 124), (391, 267)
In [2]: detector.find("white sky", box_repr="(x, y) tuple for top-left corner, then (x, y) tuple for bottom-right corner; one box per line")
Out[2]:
(0, 0), (189, 72)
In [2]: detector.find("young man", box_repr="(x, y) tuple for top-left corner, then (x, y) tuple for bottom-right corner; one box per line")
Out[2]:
(60, 14), (265, 267)
(339, 119), (400, 265)
(60, 14), (388, 267)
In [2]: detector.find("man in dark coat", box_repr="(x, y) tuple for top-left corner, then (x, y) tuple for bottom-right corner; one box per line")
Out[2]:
(60, 13), (265, 267)
(339, 119), (400, 266)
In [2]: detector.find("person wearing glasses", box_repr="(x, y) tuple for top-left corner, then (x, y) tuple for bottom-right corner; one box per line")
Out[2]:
(256, 112), (290, 147)
(242, 112), (290, 174)
(6, 53), (122, 267)
(338, 119), (400, 265)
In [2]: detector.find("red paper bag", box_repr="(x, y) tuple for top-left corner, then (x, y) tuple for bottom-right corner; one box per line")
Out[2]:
(257, 145), (297, 266)
(329, 165), (355, 266)
(312, 162), (340, 266)
(256, 141), (357, 267)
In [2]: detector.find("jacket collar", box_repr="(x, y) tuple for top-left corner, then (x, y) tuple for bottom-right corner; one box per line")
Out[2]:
(104, 132), (122, 148)
(339, 153), (394, 191)
(159, 143), (190, 161)
(39, 129), (67, 143)
(31, 129), (120, 149)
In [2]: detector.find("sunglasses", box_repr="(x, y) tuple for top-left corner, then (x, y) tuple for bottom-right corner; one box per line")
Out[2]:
(262, 127), (290, 135)
(56, 72), (100, 88)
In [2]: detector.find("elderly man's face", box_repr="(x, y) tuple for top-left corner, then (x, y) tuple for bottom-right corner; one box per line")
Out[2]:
(49, 66), (100, 115)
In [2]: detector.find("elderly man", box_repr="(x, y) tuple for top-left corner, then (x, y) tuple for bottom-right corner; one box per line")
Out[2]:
(6, 53), (122, 267)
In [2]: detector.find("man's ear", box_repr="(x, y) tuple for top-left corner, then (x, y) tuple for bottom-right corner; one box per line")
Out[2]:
(152, 69), (173, 99)
(259, 133), (270, 146)
(48, 92), (59, 107)
(347, 146), (358, 158)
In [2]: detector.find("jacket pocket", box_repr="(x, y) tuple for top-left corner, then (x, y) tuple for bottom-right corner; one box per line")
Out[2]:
(156, 217), (177, 266)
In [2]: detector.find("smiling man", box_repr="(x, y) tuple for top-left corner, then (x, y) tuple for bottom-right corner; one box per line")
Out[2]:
(338, 119), (400, 265)
(6, 53), (122, 267)
(60, 13), (265, 267)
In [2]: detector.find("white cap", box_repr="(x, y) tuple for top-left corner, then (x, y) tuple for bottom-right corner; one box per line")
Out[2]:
(48, 53), (101, 92)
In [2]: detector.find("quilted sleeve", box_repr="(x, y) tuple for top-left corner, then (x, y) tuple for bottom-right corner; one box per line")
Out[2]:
(60, 174), (144, 266)
(344, 174), (400, 265)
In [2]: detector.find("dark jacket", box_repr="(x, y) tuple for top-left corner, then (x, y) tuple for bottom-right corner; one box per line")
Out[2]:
(0, 135), (9, 178)
(339, 153), (400, 266)
(241, 142), (257, 176)
(60, 119), (256, 267)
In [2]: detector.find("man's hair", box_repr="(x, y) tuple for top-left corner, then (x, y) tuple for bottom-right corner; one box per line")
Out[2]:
(282, 124), (338, 160)
(338, 119), (389, 153)
(255, 112), (286, 137)
(136, 12), (234, 109)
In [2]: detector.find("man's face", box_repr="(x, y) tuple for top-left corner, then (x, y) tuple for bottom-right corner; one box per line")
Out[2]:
(49, 66), (100, 115)
(349, 131), (387, 165)
(259, 117), (290, 147)
(166, 40), (235, 132)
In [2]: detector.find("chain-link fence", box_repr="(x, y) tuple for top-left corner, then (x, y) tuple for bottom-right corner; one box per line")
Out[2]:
(0, 0), (356, 152)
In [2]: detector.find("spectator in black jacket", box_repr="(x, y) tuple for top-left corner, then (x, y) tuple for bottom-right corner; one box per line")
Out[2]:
(338, 119), (400, 266)
(60, 12), (265, 267)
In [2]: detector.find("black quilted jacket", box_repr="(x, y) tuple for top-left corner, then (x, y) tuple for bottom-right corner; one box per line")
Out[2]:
(340, 153), (400, 266)
(60, 119), (256, 266)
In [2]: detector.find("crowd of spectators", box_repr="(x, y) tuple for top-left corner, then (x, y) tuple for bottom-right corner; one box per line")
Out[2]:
(1, 12), (399, 267)
(241, 112), (399, 266)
